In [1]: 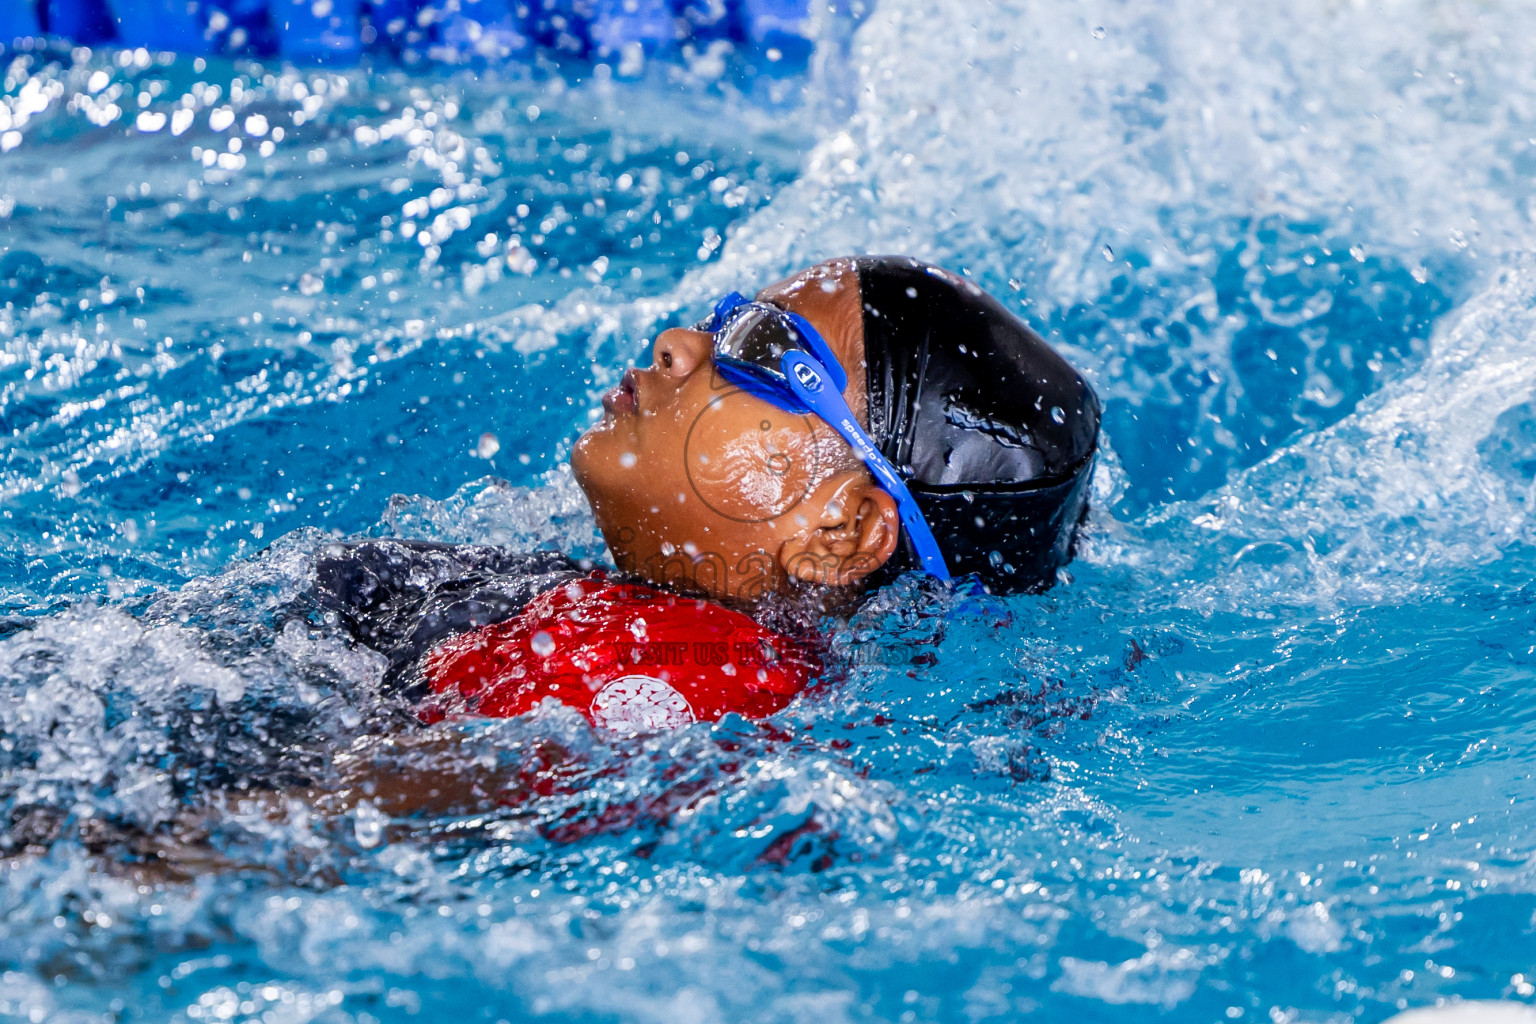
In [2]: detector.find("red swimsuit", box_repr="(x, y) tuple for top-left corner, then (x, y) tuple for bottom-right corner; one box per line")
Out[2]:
(420, 576), (817, 733)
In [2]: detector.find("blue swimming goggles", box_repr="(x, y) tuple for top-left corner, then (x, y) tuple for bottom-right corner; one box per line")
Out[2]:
(701, 292), (952, 581)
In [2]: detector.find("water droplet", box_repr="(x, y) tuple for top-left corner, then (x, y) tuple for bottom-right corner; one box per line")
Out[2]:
(298, 273), (324, 297)
(353, 801), (383, 849)
(1101, 245), (1115, 261)
(531, 631), (556, 657)
(619, 452), (637, 468)
(1091, 25), (1106, 39)
(476, 433), (501, 459)
(1050, 406), (1066, 424)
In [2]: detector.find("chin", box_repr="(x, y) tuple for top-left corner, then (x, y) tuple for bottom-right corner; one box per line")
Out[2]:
(569, 425), (605, 492)
(570, 428), (635, 534)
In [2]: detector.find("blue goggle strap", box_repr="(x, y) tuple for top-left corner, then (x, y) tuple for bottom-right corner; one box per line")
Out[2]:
(779, 350), (952, 581)
(707, 291), (752, 329)
(778, 309), (847, 393)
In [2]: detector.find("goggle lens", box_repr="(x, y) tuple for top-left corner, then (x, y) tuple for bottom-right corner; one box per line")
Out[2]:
(713, 305), (807, 374)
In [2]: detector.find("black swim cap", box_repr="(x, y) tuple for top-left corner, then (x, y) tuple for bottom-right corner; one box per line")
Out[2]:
(854, 256), (1101, 593)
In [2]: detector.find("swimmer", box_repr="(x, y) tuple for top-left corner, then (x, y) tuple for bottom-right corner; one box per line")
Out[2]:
(3, 257), (1101, 875)
(311, 255), (1101, 743)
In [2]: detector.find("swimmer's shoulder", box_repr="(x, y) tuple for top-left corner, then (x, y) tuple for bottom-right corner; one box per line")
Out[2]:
(310, 538), (584, 667)
(314, 538), (579, 597)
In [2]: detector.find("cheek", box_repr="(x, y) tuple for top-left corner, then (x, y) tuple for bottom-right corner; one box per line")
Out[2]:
(683, 393), (822, 524)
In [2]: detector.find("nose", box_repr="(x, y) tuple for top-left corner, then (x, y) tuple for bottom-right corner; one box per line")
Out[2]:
(651, 327), (712, 380)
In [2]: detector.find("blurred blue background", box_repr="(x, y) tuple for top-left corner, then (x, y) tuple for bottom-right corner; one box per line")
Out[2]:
(3, 0), (842, 67)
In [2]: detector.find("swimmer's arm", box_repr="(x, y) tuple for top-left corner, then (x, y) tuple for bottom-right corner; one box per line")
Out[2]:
(322, 733), (513, 817)
(111, 730), (575, 880)
(278, 730), (576, 820)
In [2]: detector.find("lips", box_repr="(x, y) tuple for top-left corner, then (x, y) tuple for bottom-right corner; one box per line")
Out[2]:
(601, 368), (640, 416)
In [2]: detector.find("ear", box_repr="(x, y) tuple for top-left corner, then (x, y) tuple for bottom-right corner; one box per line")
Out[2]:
(777, 471), (901, 587)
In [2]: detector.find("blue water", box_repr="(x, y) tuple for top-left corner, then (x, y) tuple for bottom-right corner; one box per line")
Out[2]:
(4, 2), (1536, 1021)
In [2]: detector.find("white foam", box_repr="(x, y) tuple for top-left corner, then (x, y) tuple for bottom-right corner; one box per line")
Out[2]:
(703, 0), (1536, 286)
(375, 465), (604, 561)
(1083, 252), (1536, 610)
(1385, 1003), (1536, 1024)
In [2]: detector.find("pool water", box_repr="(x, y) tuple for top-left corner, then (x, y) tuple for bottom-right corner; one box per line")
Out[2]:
(4, 1), (1536, 1021)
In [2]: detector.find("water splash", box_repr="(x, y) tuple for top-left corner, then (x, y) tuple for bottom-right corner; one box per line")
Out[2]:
(3, 0), (1536, 1020)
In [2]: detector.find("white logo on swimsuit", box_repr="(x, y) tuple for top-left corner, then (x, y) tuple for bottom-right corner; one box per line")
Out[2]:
(792, 362), (823, 392)
(590, 675), (695, 736)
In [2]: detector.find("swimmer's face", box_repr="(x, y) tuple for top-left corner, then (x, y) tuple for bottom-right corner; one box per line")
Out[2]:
(571, 259), (901, 602)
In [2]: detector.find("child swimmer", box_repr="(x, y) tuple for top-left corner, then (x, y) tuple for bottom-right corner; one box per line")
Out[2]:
(0, 256), (1102, 872)
(313, 256), (1102, 738)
